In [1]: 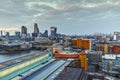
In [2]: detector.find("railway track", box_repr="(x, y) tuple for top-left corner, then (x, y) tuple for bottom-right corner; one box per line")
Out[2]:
(31, 60), (66, 80)
(11, 59), (55, 80)
(44, 61), (71, 80)
(11, 59), (71, 80)
(16, 60), (67, 80)
(20, 60), (57, 80)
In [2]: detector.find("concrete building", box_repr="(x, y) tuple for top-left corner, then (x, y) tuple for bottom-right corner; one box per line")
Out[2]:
(34, 23), (39, 34)
(15, 31), (20, 38)
(113, 32), (120, 40)
(102, 54), (120, 76)
(43, 30), (48, 37)
(50, 27), (57, 38)
(1, 31), (3, 37)
(21, 26), (27, 34)
(5, 32), (9, 38)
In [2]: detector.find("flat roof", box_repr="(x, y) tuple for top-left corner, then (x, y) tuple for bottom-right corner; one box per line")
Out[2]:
(54, 67), (83, 80)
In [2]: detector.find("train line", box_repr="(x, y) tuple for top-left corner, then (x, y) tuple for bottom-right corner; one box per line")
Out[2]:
(11, 59), (55, 80)
(31, 60), (66, 80)
(21, 60), (58, 80)
(44, 60), (71, 80)
(13, 60), (69, 80)
(11, 58), (72, 80)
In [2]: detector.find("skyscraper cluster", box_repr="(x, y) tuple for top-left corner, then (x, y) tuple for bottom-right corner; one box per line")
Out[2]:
(21, 23), (50, 38)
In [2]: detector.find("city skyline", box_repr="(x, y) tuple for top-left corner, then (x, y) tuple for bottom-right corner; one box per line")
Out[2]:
(0, 0), (120, 35)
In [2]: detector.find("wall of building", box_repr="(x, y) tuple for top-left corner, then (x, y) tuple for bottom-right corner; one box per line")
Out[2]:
(71, 38), (91, 50)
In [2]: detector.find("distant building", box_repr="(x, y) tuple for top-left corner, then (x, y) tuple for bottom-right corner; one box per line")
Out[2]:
(15, 31), (20, 38)
(32, 33), (38, 37)
(102, 54), (120, 76)
(1, 31), (3, 37)
(113, 32), (120, 40)
(5, 32), (9, 38)
(71, 38), (91, 50)
(113, 35), (116, 40)
(43, 30), (48, 37)
(50, 27), (57, 38)
(21, 26), (27, 34)
(34, 23), (39, 34)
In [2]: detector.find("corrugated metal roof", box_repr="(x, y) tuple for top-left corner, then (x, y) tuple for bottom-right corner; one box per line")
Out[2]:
(54, 67), (83, 80)
(0, 52), (46, 70)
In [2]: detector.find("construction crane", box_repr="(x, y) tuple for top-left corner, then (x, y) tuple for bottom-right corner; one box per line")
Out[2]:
(53, 51), (88, 70)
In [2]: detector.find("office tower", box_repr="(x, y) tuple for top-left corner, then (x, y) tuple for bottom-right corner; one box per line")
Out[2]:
(32, 33), (38, 37)
(15, 31), (20, 37)
(21, 26), (27, 34)
(114, 32), (120, 40)
(5, 32), (9, 38)
(1, 31), (3, 37)
(50, 27), (57, 38)
(43, 30), (48, 37)
(34, 23), (39, 34)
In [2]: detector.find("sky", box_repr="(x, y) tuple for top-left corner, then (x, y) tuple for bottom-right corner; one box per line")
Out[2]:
(0, 0), (120, 35)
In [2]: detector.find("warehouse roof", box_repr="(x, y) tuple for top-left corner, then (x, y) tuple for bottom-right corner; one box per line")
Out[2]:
(54, 67), (84, 80)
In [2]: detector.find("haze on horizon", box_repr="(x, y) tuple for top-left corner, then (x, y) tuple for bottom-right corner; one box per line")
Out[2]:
(0, 0), (120, 35)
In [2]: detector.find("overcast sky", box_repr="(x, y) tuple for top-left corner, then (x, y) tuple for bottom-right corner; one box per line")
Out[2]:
(0, 0), (120, 35)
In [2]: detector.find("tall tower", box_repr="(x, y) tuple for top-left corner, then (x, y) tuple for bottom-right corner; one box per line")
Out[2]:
(5, 32), (9, 38)
(50, 27), (57, 38)
(21, 26), (27, 34)
(15, 31), (20, 37)
(1, 31), (3, 37)
(34, 23), (39, 34)
(43, 30), (48, 37)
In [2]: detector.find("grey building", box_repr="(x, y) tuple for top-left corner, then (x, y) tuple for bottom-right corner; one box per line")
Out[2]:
(5, 32), (9, 38)
(102, 54), (120, 76)
(43, 30), (48, 37)
(34, 23), (39, 34)
(50, 27), (57, 38)
(21, 26), (27, 34)
(15, 31), (20, 38)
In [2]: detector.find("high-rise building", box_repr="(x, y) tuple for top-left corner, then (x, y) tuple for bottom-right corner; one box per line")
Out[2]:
(43, 30), (48, 37)
(1, 31), (3, 37)
(50, 27), (57, 38)
(15, 31), (20, 37)
(113, 32), (120, 40)
(5, 32), (9, 38)
(34, 23), (39, 34)
(32, 33), (38, 37)
(21, 26), (27, 34)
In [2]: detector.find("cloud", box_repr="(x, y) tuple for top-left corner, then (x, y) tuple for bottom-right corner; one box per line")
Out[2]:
(0, 0), (120, 34)
(0, 27), (18, 31)
(25, 1), (57, 9)
(1, 0), (120, 23)
(26, 0), (120, 24)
